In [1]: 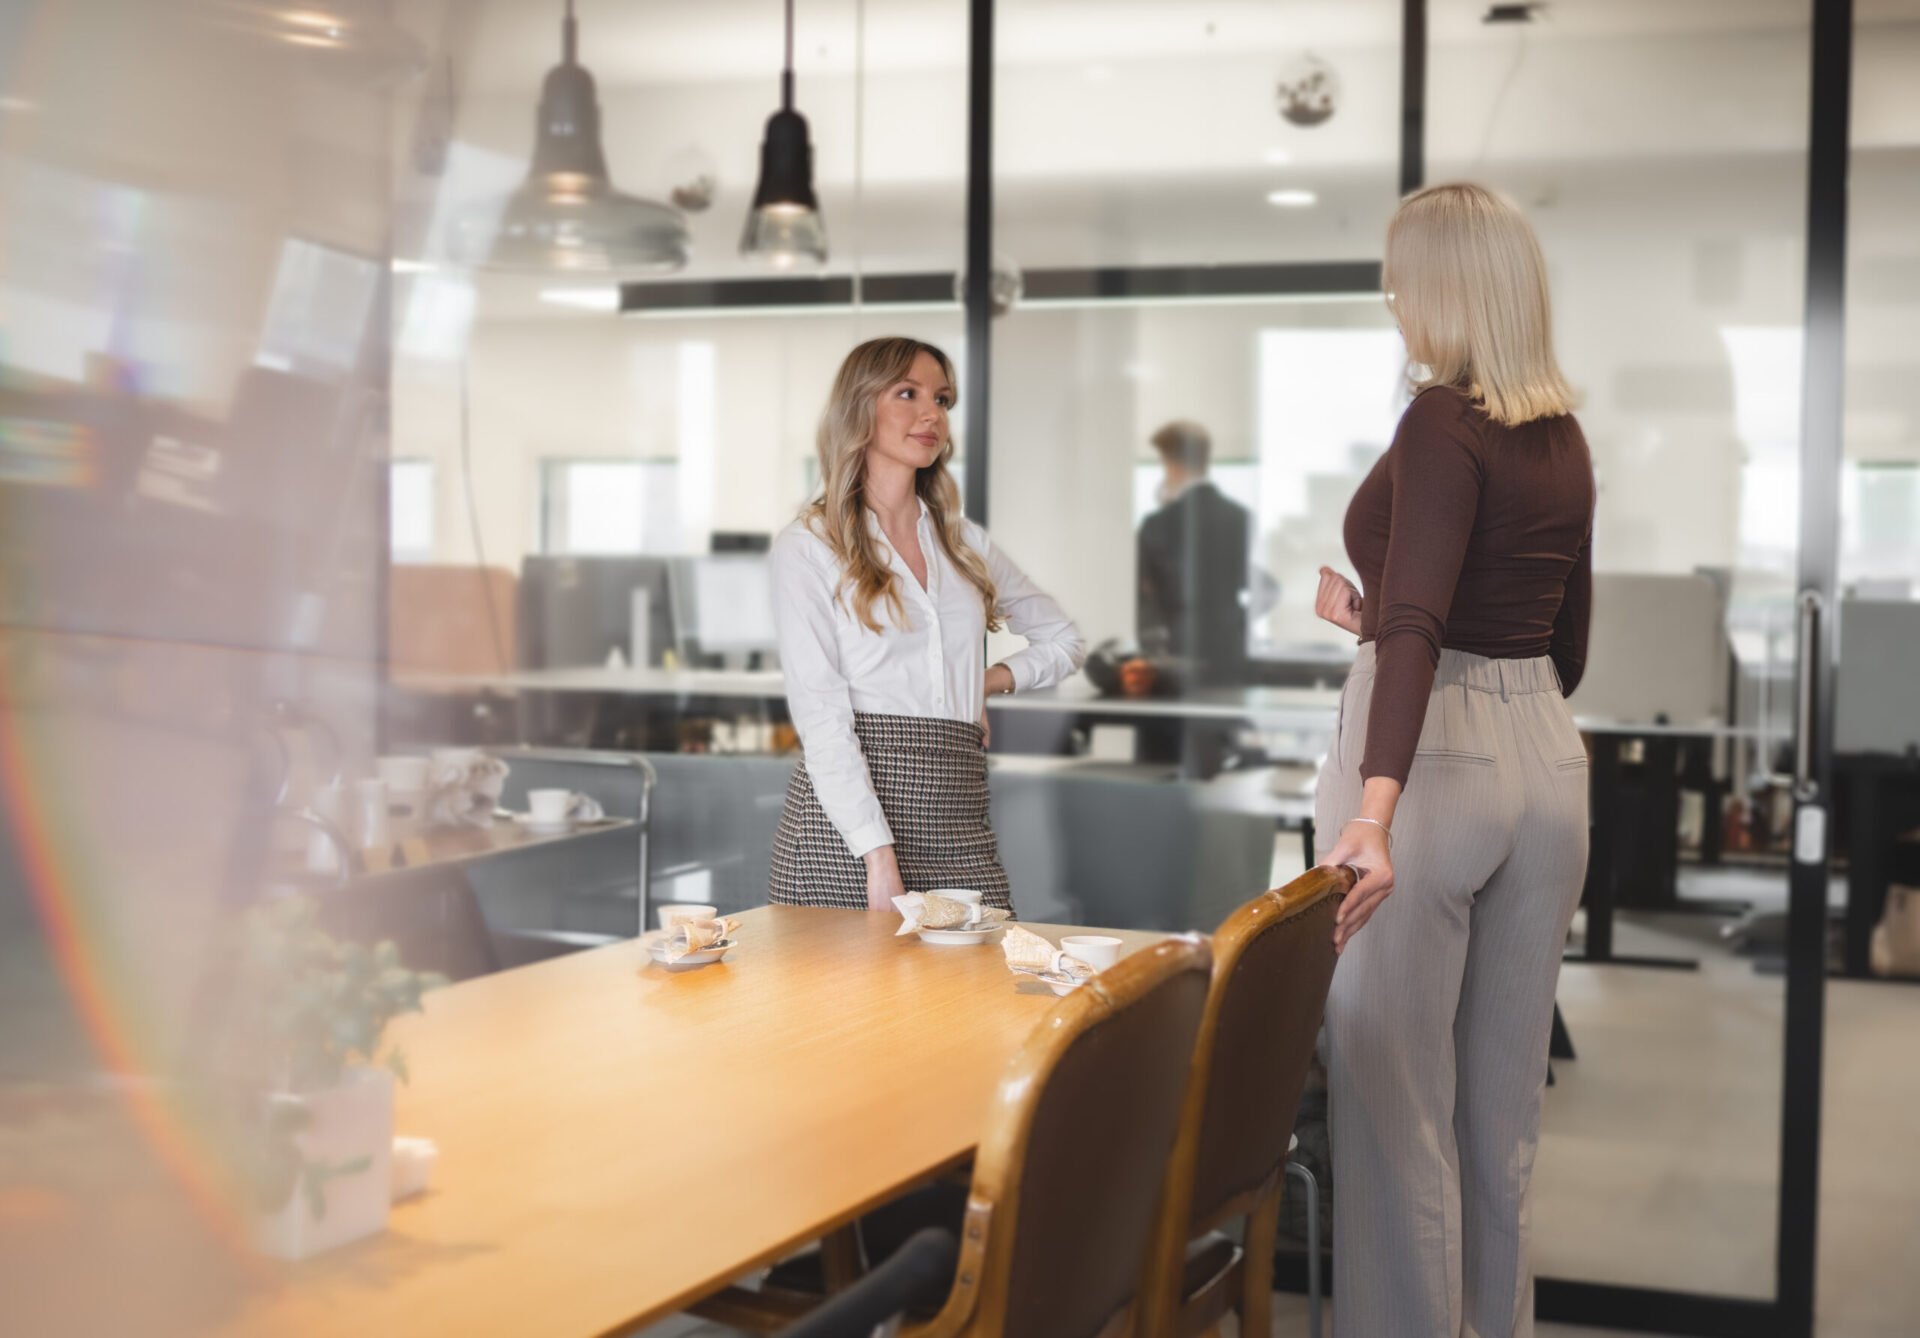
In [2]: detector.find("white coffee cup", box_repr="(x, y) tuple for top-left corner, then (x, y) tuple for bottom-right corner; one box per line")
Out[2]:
(527, 788), (575, 824)
(927, 888), (985, 924)
(1062, 935), (1124, 971)
(658, 903), (720, 931)
(378, 755), (430, 793)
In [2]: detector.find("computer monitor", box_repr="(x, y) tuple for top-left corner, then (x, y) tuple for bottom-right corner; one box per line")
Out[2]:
(1578, 572), (1728, 725)
(517, 555), (677, 669)
(670, 554), (779, 663)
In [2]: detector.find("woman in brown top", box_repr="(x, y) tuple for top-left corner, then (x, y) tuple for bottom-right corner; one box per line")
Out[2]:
(1313, 183), (1595, 1338)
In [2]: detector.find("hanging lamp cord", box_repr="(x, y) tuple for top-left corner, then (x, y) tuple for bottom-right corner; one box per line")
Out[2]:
(782, 0), (796, 110)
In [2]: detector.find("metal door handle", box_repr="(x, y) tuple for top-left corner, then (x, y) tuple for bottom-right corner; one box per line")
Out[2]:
(1793, 590), (1822, 801)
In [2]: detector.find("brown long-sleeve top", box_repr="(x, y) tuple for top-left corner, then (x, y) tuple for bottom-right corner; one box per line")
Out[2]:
(1344, 385), (1596, 787)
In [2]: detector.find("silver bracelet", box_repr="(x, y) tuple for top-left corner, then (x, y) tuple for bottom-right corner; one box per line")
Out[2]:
(1344, 817), (1392, 849)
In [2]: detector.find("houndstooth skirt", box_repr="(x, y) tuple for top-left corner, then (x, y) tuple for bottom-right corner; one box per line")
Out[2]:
(769, 712), (1012, 911)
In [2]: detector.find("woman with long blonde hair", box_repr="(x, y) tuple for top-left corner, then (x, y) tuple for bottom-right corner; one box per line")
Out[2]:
(768, 337), (1085, 910)
(1313, 183), (1594, 1337)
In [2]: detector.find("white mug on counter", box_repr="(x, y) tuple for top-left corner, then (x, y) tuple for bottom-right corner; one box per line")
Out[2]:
(657, 903), (720, 931)
(1061, 935), (1124, 971)
(527, 788), (581, 825)
(354, 778), (391, 850)
(377, 755), (431, 794)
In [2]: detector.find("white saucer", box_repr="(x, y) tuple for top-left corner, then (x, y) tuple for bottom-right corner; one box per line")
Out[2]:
(515, 813), (578, 832)
(646, 938), (735, 969)
(1038, 970), (1087, 996)
(917, 924), (1005, 947)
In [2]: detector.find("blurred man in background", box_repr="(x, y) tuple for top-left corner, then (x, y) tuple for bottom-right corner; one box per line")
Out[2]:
(1136, 419), (1270, 686)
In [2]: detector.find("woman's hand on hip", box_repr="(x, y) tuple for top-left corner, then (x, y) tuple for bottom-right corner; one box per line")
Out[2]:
(980, 663), (1014, 750)
(863, 844), (907, 912)
(1315, 566), (1364, 637)
(1321, 818), (1395, 952)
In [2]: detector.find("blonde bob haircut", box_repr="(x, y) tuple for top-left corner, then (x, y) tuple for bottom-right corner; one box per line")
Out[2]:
(1384, 181), (1577, 426)
(803, 336), (1000, 635)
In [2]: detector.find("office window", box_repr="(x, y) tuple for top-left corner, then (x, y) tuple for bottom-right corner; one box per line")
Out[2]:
(541, 459), (682, 555)
(389, 459), (434, 562)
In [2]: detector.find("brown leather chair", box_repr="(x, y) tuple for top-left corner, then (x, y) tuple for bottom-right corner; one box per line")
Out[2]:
(699, 933), (1214, 1338)
(1137, 866), (1351, 1338)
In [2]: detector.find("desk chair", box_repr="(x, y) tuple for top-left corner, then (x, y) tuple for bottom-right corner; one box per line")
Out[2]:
(703, 934), (1213, 1338)
(1139, 867), (1349, 1338)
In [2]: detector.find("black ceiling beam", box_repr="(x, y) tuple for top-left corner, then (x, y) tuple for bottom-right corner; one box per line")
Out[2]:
(617, 261), (1380, 316)
(1021, 261), (1380, 302)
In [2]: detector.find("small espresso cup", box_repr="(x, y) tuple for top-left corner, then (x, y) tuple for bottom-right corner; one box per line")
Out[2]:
(526, 788), (576, 824)
(927, 887), (985, 925)
(657, 903), (719, 931)
(1061, 935), (1124, 972)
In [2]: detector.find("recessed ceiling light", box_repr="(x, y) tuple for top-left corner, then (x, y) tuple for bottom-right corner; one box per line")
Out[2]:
(1266, 189), (1318, 208)
(1264, 148), (1294, 165)
(390, 258), (435, 274)
(539, 287), (620, 312)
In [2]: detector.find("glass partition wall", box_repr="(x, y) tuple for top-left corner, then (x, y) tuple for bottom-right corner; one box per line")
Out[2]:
(5, 1), (1882, 1334)
(380, 3), (1852, 1334)
(1426, 0), (1814, 1315)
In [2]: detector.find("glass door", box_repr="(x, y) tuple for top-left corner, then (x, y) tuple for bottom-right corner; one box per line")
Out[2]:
(1425, 3), (1832, 1332)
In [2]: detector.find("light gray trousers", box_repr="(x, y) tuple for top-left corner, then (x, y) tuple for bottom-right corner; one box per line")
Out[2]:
(1315, 645), (1590, 1338)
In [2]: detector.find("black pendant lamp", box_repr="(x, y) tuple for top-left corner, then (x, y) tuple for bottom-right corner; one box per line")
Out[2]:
(740, 0), (827, 267)
(461, 0), (689, 272)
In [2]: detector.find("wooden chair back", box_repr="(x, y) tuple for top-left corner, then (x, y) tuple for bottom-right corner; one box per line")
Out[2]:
(1139, 866), (1350, 1337)
(910, 933), (1214, 1338)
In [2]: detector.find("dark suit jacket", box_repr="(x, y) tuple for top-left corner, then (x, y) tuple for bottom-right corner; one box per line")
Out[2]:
(1136, 481), (1252, 683)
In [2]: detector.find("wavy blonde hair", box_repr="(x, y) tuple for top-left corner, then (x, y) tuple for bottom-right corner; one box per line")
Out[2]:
(803, 337), (1000, 635)
(1384, 181), (1577, 426)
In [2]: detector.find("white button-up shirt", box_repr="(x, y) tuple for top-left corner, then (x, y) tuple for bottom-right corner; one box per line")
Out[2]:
(770, 500), (1087, 858)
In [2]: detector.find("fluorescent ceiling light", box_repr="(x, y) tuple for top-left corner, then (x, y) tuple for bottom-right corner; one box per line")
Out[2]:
(540, 286), (621, 311)
(622, 300), (960, 321)
(1266, 189), (1318, 208)
(390, 258), (436, 274)
(1020, 291), (1375, 312)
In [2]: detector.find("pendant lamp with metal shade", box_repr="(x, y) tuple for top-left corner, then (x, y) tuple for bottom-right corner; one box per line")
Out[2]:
(460, 0), (689, 273)
(741, 0), (827, 267)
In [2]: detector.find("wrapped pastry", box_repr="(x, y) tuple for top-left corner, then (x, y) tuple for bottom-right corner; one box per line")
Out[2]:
(892, 892), (1009, 936)
(1000, 925), (1094, 982)
(653, 916), (738, 963)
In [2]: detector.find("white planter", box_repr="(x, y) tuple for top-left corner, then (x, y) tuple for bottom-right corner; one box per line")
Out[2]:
(254, 1065), (395, 1261)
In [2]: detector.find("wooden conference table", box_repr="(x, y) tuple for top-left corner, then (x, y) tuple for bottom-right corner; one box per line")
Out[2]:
(222, 906), (1168, 1338)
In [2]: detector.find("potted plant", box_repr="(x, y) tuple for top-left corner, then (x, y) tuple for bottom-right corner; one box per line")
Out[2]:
(228, 896), (445, 1261)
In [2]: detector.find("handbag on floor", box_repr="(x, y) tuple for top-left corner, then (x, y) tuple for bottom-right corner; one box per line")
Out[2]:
(1869, 883), (1920, 979)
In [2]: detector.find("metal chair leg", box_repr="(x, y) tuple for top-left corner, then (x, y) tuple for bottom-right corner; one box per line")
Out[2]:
(1286, 1158), (1322, 1338)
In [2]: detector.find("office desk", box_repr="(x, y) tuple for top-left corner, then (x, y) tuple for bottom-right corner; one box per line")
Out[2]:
(395, 668), (1785, 966)
(213, 907), (1164, 1338)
